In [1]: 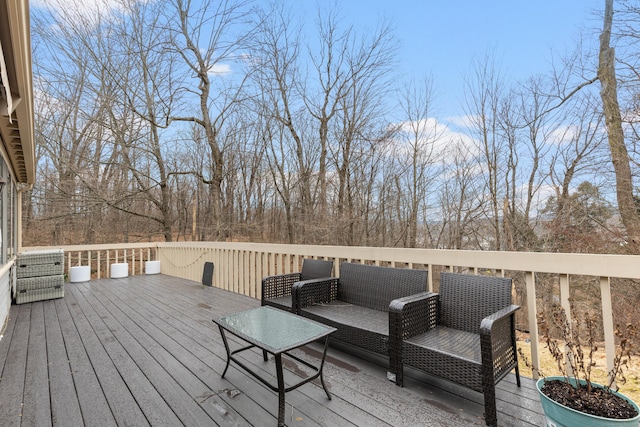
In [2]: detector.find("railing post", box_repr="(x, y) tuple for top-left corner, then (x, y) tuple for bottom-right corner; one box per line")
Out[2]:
(233, 250), (239, 294)
(526, 271), (540, 379)
(237, 250), (243, 295)
(600, 276), (615, 385)
(559, 274), (573, 378)
(284, 254), (291, 274)
(216, 248), (222, 288)
(277, 253), (282, 275)
(249, 251), (256, 298)
(225, 249), (231, 291)
(258, 251), (265, 297)
(243, 250), (250, 297)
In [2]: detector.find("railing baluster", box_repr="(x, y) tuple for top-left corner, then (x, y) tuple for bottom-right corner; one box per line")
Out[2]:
(559, 274), (573, 377)
(600, 276), (615, 386)
(525, 271), (540, 380)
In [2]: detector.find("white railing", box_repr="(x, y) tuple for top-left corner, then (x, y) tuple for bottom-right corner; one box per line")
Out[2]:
(23, 241), (640, 381)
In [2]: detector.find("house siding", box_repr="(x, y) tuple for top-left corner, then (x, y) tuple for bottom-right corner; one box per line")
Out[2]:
(0, 263), (11, 334)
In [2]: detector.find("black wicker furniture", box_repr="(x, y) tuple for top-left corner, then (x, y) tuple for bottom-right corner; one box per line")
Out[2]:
(294, 262), (428, 359)
(261, 258), (333, 312)
(389, 272), (520, 426)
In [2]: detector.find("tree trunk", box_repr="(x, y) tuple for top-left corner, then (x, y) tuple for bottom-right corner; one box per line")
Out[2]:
(598, 0), (640, 249)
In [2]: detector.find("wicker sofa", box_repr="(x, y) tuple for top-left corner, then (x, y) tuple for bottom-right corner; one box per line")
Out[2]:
(389, 272), (521, 427)
(294, 262), (428, 358)
(261, 258), (333, 312)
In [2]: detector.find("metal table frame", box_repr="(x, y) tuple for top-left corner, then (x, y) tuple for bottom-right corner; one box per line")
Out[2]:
(213, 307), (336, 426)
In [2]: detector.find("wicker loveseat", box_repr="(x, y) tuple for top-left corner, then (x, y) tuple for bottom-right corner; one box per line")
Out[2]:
(261, 258), (333, 312)
(294, 262), (428, 358)
(389, 272), (520, 426)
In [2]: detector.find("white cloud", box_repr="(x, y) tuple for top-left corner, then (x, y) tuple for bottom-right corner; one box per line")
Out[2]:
(392, 116), (479, 164)
(208, 63), (232, 76)
(444, 114), (480, 129)
(547, 125), (579, 146)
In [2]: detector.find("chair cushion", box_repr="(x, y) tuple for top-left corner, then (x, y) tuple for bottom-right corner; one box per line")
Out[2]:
(301, 300), (390, 354)
(405, 326), (480, 365)
(302, 301), (389, 335)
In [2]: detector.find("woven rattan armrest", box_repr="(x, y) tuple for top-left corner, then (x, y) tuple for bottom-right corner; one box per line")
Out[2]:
(479, 304), (521, 387)
(389, 291), (438, 340)
(261, 272), (302, 304)
(293, 277), (339, 313)
(479, 304), (520, 337)
(388, 291), (437, 385)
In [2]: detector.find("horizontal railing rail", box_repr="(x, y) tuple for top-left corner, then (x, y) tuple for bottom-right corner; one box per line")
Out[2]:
(22, 241), (640, 383)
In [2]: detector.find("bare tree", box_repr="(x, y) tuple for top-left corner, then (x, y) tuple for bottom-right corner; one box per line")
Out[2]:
(435, 141), (485, 249)
(106, 0), (179, 242)
(463, 54), (506, 250)
(547, 92), (607, 245)
(304, 7), (352, 223)
(598, 0), (640, 247)
(395, 77), (442, 247)
(167, 0), (253, 240)
(249, 4), (308, 242)
(329, 23), (396, 244)
(31, 4), (127, 243)
(31, 0), (186, 242)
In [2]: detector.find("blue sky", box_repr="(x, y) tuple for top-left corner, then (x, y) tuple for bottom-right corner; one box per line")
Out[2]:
(287, 0), (604, 119)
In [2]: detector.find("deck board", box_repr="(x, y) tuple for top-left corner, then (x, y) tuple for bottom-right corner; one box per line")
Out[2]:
(0, 274), (545, 426)
(54, 296), (115, 426)
(0, 304), (28, 424)
(76, 281), (252, 426)
(43, 299), (85, 426)
(70, 282), (185, 426)
(23, 302), (51, 427)
(63, 288), (150, 426)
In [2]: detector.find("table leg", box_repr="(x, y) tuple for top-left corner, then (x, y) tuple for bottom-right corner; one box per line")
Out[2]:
(275, 354), (286, 426)
(218, 325), (232, 378)
(319, 335), (332, 400)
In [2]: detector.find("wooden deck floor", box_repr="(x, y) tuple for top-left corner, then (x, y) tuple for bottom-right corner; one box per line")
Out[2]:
(0, 274), (545, 426)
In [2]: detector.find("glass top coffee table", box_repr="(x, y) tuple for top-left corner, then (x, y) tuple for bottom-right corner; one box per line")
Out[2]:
(213, 306), (336, 426)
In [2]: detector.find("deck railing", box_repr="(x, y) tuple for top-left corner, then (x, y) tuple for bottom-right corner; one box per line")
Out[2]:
(22, 241), (640, 381)
(22, 243), (158, 279)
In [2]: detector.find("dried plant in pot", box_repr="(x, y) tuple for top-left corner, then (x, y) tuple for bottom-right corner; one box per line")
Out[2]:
(519, 302), (639, 427)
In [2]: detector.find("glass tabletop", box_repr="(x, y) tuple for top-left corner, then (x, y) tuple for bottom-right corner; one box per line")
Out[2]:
(214, 306), (336, 354)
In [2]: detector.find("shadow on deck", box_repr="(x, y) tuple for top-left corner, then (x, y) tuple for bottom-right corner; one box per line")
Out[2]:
(0, 274), (544, 426)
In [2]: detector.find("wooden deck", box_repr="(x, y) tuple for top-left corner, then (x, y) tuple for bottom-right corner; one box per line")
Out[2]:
(0, 274), (545, 426)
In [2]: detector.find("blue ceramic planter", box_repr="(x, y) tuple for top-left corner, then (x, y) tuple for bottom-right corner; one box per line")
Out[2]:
(536, 376), (640, 427)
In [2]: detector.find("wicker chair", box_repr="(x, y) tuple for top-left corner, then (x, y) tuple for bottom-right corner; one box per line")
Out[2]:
(261, 258), (333, 312)
(389, 272), (520, 427)
(295, 262), (428, 357)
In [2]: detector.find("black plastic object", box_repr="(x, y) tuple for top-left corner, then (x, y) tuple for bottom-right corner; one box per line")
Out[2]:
(202, 262), (214, 286)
